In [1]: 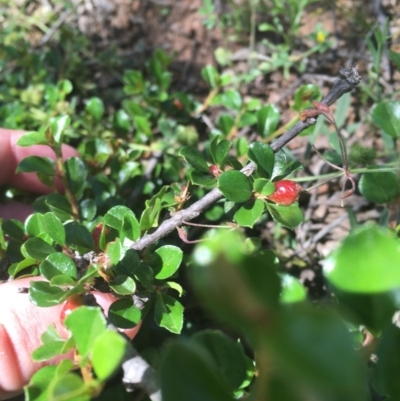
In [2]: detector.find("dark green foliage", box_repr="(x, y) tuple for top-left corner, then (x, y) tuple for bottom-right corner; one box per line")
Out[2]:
(0, 4), (398, 401)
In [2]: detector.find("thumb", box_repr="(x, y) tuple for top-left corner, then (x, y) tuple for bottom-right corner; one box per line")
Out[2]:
(0, 277), (140, 400)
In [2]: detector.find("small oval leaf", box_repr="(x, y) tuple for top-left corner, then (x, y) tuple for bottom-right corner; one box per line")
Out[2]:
(218, 171), (252, 203)
(151, 245), (183, 280)
(324, 225), (400, 293)
(359, 171), (400, 204)
(180, 146), (210, 174)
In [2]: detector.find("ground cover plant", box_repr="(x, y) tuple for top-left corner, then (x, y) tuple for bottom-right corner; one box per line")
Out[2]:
(0, 1), (400, 400)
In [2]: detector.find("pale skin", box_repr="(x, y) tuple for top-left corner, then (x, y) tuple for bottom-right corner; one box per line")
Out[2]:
(0, 129), (140, 400)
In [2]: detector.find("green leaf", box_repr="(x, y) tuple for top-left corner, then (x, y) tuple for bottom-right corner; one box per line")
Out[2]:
(85, 97), (104, 121)
(324, 225), (400, 293)
(215, 139), (232, 167)
(248, 142), (275, 177)
(359, 171), (400, 204)
(16, 156), (55, 175)
(29, 281), (66, 307)
(191, 230), (281, 329)
(57, 79), (73, 95)
(375, 324), (400, 398)
(42, 212), (66, 245)
(216, 114), (234, 135)
(113, 249), (141, 277)
(41, 324), (62, 343)
(50, 275), (77, 286)
(180, 146), (210, 174)
(238, 111), (257, 128)
(25, 213), (46, 238)
(163, 281), (184, 297)
(106, 238), (126, 265)
(292, 84), (322, 111)
(48, 115), (70, 146)
(113, 109), (131, 132)
(45, 194), (74, 221)
(65, 157), (88, 196)
(190, 171), (216, 187)
(134, 116), (152, 136)
(332, 289), (397, 333)
(92, 331), (128, 381)
(235, 137), (249, 157)
(108, 298), (142, 329)
(192, 330), (248, 391)
(160, 340), (232, 401)
(219, 89), (242, 110)
(253, 178), (275, 196)
(140, 198), (162, 231)
(266, 304), (367, 401)
(21, 237), (55, 261)
(267, 203), (303, 229)
(121, 213), (141, 241)
(154, 293), (184, 334)
(49, 373), (89, 401)
(64, 306), (107, 358)
(271, 150), (288, 180)
(209, 135), (219, 164)
(16, 131), (47, 147)
(123, 70), (145, 94)
(79, 199), (97, 221)
(201, 65), (220, 89)
(65, 221), (94, 251)
(104, 205), (136, 230)
(371, 101), (400, 138)
(24, 366), (57, 401)
(234, 199), (264, 228)
(109, 275), (136, 295)
(32, 341), (65, 362)
(256, 105), (280, 137)
(218, 170), (252, 203)
(40, 252), (77, 280)
(280, 274), (307, 303)
(8, 258), (37, 278)
(151, 245), (183, 280)
(2, 219), (24, 242)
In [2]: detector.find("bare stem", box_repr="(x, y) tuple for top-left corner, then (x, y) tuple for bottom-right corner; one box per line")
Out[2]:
(54, 146), (80, 220)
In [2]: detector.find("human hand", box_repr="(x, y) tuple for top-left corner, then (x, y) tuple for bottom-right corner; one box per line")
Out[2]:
(0, 129), (140, 400)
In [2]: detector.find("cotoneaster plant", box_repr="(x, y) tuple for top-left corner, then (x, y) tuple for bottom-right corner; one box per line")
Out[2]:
(8, 61), (391, 401)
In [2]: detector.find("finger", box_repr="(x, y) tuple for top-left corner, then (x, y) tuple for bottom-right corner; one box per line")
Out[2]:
(0, 201), (34, 221)
(0, 278), (140, 399)
(0, 129), (78, 193)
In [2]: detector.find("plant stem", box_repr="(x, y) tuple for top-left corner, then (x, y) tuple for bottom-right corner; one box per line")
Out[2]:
(193, 87), (220, 115)
(264, 114), (298, 143)
(54, 147), (80, 220)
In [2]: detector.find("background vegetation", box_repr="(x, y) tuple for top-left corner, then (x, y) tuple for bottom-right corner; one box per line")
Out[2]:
(1, 0), (400, 400)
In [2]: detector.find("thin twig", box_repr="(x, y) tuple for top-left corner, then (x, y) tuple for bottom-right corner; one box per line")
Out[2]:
(39, 6), (77, 46)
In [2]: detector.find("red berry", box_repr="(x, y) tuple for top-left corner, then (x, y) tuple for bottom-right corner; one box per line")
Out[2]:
(60, 294), (84, 325)
(266, 180), (302, 206)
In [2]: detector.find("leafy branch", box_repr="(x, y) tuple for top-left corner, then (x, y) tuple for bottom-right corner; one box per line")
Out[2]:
(130, 64), (361, 251)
